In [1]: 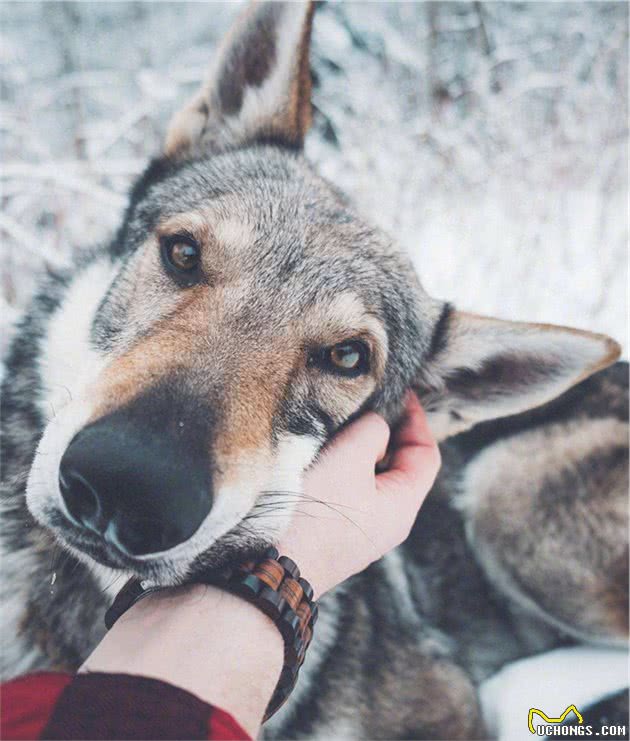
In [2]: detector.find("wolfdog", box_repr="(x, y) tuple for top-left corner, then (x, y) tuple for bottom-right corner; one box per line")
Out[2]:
(1, 2), (627, 738)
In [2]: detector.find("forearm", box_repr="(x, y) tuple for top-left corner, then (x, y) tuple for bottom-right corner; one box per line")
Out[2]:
(81, 584), (284, 739)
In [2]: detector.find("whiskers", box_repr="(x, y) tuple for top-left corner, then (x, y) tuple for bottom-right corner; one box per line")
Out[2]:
(243, 489), (373, 544)
(96, 570), (124, 597)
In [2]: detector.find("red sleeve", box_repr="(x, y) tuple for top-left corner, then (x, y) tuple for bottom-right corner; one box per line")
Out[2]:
(1, 673), (72, 741)
(1, 672), (250, 741)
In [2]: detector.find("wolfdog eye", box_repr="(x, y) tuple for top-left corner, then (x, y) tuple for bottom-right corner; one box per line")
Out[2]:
(161, 235), (202, 282)
(310, 340), (370, 377)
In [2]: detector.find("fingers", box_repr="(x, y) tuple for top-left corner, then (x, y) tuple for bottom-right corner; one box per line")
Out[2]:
(392, 391), (435, 450)
(376, 391), (441, 498)
(330, 410), (391, 463)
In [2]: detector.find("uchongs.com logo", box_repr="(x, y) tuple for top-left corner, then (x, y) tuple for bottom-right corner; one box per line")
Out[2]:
(528, 705), (627, 737)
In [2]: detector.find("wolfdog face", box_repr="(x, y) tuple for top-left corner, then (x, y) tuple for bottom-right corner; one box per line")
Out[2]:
(25, 2), (619, 584)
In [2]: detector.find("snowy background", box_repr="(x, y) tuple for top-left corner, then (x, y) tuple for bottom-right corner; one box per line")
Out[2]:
(1, 1), (627, 356)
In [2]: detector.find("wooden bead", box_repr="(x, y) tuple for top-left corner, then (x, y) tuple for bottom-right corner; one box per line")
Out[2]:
(298, 577), (314, 602)
(278, 555), (300, 579)
(278, 610), (301, 643)
(231, 574), (263, 600)
(292, 635), (305, 662)
(296, 601), (311, 632)
(253, 559), (284, 590)
(279, 577), (303, 610)
(302, 625), (312, 646)
(258, 586), (286, 621)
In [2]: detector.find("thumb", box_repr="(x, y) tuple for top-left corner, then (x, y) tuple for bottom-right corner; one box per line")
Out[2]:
(376, 392), (441, 500)
(329, 410), (391, 464)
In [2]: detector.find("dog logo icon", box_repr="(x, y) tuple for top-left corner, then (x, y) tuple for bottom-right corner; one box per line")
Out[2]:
(528, 704), (583, 734)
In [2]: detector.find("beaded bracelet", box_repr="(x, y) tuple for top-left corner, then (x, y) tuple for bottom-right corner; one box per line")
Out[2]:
(104, 547), (318, 721)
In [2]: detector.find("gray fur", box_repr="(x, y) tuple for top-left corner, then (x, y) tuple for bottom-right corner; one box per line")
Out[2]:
(1, 3), (627, 738)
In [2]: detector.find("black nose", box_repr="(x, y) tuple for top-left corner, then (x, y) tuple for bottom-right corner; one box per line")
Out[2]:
(58, 389), (213, 557)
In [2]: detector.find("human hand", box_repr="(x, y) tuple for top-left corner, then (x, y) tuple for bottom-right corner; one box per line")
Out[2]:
(278, 391), (441, 598)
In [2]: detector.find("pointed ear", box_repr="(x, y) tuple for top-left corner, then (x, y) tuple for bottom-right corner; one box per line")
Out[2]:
(416, 307), (621, 440)
(165, 1), (315, 157)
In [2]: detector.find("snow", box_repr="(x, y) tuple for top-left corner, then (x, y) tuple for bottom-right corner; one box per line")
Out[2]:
(1, 2), (627, 354)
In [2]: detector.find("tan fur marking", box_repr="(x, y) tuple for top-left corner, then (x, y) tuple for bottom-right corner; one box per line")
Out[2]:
(164, 92), (208, 158)
(217, 346), (295, 458)
(212, 217), (255, 253)
(88, 286), (208, 421)
(276, 0), (314, 143)
(156, 212), (214, 243)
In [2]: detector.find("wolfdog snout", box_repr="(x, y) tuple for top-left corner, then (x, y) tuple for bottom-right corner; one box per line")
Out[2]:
(58, 382), (214, 557)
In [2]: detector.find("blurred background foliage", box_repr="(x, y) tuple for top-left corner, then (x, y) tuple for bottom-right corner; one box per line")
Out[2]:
(1, 1), (627, 351)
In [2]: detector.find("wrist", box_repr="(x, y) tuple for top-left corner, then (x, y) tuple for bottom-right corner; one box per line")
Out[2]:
(83, 584), (283, 738)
